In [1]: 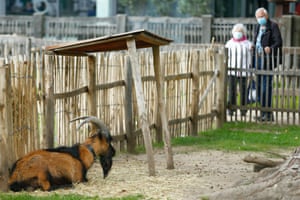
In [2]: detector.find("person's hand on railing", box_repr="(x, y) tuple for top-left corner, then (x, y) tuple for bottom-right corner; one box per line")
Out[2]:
(264, 46), (271, 54)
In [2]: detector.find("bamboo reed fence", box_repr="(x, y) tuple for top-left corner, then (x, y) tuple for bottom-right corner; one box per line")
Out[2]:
(0, 41), (220, 167)
(43, 46), (219, 152)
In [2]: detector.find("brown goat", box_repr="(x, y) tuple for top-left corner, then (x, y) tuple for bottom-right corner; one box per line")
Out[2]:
(8, 116), (115, 192)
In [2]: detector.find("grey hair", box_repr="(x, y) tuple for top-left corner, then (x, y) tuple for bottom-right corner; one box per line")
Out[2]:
(255, 7), (268, 17)
(231, 23), (247, 35)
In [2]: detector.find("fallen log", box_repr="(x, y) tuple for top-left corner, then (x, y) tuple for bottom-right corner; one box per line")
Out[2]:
(243, 154), (285, 172)
(204, 148), (300, 200)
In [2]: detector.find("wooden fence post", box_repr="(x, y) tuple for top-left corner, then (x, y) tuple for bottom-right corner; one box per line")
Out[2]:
(292, 16), (300, 46)
(124, 56), (136, 153)
(126, 39), (155, 176)
(191, 50), (200, 136)
(32, 13), (45, 38)
(44, 55), (55, 148)
(87, 55), (97, 116)
(216, 52), (226, 128)
(202, 15), (212, 43)
(280, 15), (292, 47)
(116, 14), (127, 33)
(152, 45), (174, 169)
(0, 65), (13, 191)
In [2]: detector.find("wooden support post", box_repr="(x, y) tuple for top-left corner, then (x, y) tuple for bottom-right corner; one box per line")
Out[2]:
(87, 55), (97, 116)
(0, 65), (13, 191)
(216, 52), (226, 128)
(126, 39), (155, 176)
(87, 55), (97, 132)
(124, 56), (136, 153)
(152, 45), (174, 170)
(191, 50), (200, 136)
(44, 55), (55, 148)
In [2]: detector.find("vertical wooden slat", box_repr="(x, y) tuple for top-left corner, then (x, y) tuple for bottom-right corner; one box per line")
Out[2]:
(292, 48), (297, 125)
(44, 55), (55, 148)
(216, 52), (226, 128)
(0, 65), (13, 191)
(32, 50), (40, 150)
(191, 50), (200, 136)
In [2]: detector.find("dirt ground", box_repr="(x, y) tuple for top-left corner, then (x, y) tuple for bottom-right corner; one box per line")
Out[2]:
(28, 146), (280, 200)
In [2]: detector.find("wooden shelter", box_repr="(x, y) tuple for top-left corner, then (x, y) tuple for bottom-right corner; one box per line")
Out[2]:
(46, 29), (174, 175)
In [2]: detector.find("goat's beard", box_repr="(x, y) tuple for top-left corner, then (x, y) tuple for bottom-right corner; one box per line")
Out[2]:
(99, 145), (115, 178)
(100, 155), (113, 178)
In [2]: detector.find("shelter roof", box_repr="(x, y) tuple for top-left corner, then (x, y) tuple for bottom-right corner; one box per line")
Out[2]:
(45, 29), (172, 56)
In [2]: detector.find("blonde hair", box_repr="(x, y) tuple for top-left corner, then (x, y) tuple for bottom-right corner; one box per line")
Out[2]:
(231, 23), (247, 35)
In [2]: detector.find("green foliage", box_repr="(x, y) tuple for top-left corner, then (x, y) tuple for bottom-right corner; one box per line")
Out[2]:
(118, 0), (149, 15)
(151, 0), (177, 16)
(117, 0), (211, 16)
(177, 0), (210, 17)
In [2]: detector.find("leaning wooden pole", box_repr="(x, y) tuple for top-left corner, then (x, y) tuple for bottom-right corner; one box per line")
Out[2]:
(124, 56), (136, 154)
(152, 45), (174, 169)
(126, 39), (155, 176)
(0, 65), (13, 191)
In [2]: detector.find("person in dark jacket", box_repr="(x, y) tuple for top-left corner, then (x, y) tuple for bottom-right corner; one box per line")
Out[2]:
(253, 7), (282, 121)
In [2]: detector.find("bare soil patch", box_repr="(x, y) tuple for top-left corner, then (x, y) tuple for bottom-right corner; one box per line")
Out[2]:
(31, 147), (287, 200)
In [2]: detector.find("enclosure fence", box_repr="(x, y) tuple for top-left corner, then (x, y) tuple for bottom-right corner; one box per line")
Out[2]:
(0, 15), (298, 46)
(226, 47), (300, 124)
(0, 39), (220, 163)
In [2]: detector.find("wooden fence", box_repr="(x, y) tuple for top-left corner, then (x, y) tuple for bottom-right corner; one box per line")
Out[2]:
(0, 41), (223, 190)
(0, 41), (221, 162)
(0, 37), (299, 160)
(46, 46), (221, 150)
(226, 47), (300, 124)
(0, 14), (299, 46)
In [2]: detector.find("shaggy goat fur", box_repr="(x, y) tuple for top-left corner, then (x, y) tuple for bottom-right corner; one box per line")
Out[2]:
(8, 116), (115, 191)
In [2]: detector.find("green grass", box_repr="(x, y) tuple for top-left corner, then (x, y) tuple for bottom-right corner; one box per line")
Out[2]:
(171, 122), (300, 152)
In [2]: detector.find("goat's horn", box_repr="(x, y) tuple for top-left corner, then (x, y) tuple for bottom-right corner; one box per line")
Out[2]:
(70, 116), (109, 133)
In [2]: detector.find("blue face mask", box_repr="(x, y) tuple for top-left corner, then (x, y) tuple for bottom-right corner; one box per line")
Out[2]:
(233, 32), (243, 40)
(257, 17), (267, 25)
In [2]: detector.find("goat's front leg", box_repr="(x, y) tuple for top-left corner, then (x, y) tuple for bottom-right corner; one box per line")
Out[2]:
(37, 172), (51, 191)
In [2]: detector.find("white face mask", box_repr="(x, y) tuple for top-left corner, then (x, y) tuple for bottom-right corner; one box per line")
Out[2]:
(233, 32), (243, 40)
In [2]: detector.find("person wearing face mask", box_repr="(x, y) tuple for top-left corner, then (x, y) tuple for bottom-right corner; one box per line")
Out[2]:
(253, 7), (282, 122)
(225, 23), (253, 116)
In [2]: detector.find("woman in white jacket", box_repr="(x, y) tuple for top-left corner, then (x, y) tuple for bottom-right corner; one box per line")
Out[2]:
(225, 23), (253, 116)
